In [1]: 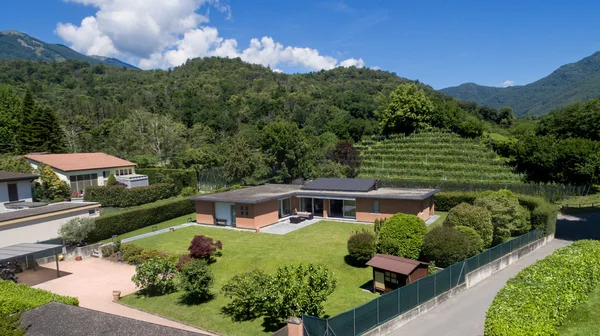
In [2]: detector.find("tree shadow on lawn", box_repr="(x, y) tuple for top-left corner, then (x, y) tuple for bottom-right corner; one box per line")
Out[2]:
(177, 293), (215, 306)
(344, 255), (369, 268)
(261, 317), (285, 333)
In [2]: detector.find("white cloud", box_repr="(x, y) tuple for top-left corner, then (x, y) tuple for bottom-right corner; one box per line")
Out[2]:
(370, 66), (381, 70)
(502, 80), (515, 87)
(56, 0), (365, 72)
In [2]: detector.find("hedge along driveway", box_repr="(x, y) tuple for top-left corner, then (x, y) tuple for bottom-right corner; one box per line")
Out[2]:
(120, 221), (376, 336)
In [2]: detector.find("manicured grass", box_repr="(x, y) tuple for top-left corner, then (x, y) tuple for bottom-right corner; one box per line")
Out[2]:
(100, 214), (194, 244)
(557, 284), (600, 335)
(99, 196), (188, 216)
(120, 221), (376, 336)
(562, 187), (600, 206)
(427, 211), (448, 231)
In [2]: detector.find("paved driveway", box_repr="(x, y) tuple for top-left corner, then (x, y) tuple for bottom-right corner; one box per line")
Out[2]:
(20, 258), (212, 335)
(390, 238), (571, 336)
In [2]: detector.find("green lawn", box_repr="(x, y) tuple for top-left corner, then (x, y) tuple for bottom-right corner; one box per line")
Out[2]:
(557, 284), (600, 335)
(99, 196), (188, 216)
(562, 187), (600, 206)
(100, 214), (195, 244)
(120, 221), (375, 336)
(427, 211), (448, 231)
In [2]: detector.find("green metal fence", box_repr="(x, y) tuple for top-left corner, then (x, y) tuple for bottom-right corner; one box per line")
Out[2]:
(303, 229), (544, 336)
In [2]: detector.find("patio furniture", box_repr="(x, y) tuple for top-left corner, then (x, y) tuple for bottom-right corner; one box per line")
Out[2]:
(297, 211), (313, 220)
(215, 218), (227, 226)
(290, 216), (304, 224)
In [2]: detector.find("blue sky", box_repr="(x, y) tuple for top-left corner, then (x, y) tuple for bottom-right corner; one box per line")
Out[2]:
(2, 0), (600, 89)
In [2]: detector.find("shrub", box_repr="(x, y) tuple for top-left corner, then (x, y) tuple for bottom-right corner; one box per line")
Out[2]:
(34, 165), (71, 202)
(101, 245), (115, 258)
(454, 226), (484, 253)
(188, 235), (222, 261)
(121, 244), (144, 264)
(114, 239), (121, 253)
(106, 173), (117, 186)
(347, 230), (377, 264)
(59, 217), (96, 246)
(518, 194), (558, 235)
(180, 186), (197, 197)
(377, 213), (427, 259)
(222, 269), (271, 321)
(83, 183), (178, 207)
(421, 226), (478, 268)
(374, 218), (386, 235)
(137, 168), (198, 192)
(0, 311), (23, 336)
(87, 198), (195, 242)
(485, 240), (600, 336)
(474, 190), (530, 245)
(444, 203), (494, 248)
(140, 248), (169, 262)
(434, 191), (479, 211)
(176, 254), (192, 271)
(0, 280), (79, 315)
(178, 258), (214, 302)
(131, 257), (177, 296)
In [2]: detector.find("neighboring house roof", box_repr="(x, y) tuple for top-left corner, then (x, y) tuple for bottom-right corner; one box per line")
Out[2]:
(0, 171), (38, 183)
(301, 178), (377, 192)
(0, 202), (100, 225)
(190, 181), (438, 204)
(0, 243), (62, 263)
(20, 302), (207, 336)
(366, 254), (429, 275)
(24, 153), (136, 172)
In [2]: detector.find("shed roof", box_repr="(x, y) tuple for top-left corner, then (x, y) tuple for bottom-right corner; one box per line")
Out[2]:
(20, 302), (207, 336)
(301, 178), (377, 192)
(0, 171), (38, 182)
(0, 202), (100, 224)
(25, 152), (135, 172)
(366, 254), (428, 275)
(0, 243), (62, 262)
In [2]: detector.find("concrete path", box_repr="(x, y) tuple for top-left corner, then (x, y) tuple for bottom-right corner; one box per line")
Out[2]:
(22, 258), (214, 335)
(390, 238), (571, 336)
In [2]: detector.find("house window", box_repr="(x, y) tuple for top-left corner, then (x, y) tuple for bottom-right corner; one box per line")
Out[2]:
(278, 198), (291, 218)
(69, 173), (99, 194)
(384, 271), (398, 284)
(240, 205), (249, 217)
(372, 200), (380, 214)
(128, 168), (133, 175)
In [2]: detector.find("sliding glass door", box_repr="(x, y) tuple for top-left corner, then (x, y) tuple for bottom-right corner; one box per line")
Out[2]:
(278, 198), (291, 218)
(329, 199), (356, 219)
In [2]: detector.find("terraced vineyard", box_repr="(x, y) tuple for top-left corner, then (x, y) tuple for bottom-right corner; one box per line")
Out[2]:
(357, 130), (523, 184)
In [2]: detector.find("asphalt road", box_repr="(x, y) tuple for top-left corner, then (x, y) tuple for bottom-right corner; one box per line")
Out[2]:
(390, 238), (571, 336)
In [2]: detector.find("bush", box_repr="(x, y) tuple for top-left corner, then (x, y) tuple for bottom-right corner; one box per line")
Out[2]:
(106, 173), (117, 186)
(221, 269), (271, 321)
(484, 240), (600, 336)
(180, 186), (197, 197)
(0, 311), (23, 336)
(421, 226), (479, 268)
(435, 191), (479, 211)
(131, 257), (177, 296)
(454, 226), (484, 253)
(374, 218), (386, 235)
(59, 217), (96, 245)
(188, 235), (223, 261)
(0, 280), (79, 315)
(474, 190), (530, 245)
(83, 183), (178, 207)
(444, 203), (494, 248)
(178, 258), (214, 302)
(347, 230), (377, 264)
(87, 198), (195, 242)
(114, 239), (121, 252)
(101, 245), (115, 258)
(137, 168), (198, 192)
(176, 254), (192, 271)
(377, 213), (427, 259)
(121, 244), (144, 264)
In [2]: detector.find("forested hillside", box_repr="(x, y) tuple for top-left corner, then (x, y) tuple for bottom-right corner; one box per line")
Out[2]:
(441, 51), (600, 116)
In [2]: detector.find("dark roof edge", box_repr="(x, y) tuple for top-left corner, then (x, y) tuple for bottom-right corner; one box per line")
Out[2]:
(0, 175), (39, 182)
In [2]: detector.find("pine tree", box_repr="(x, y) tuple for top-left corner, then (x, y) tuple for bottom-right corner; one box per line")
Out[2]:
(34, 107), (67, 153)
(16, 89), (39, 154)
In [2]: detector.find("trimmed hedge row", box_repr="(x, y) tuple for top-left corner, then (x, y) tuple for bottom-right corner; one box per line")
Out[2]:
(436, 191), (557, 235)
(84, 183), (178, 207)
(0, 280), (79, 315)
(88, 198), (195, 242)
(484, 240), (600, 336)
(137, 168), (198, 192)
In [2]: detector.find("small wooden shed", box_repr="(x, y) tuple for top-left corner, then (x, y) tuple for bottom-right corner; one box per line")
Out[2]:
(366, 254), (429, 293)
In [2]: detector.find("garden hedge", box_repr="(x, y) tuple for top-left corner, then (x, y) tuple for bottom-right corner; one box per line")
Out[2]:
(484, 240), (600, 336)
(88, 198), (195, 242)
(436, 191), (557, 235)
(421, 226), (480, 268)
(137, 168), (198, 192)
(444, 202), (494, 248)
(0, 280), (78, 315)
(377, 213), (427, 260)
(84, 183), (178, 207)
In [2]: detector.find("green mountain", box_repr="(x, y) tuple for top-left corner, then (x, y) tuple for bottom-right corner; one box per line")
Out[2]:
(0, 30), (137, 69)
(441, 52), (600, 116)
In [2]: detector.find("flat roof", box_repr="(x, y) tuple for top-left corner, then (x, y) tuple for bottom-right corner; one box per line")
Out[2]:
(0, 171), (38, 182)
(191, 184), (438, 204)
(25, 152), (136, 172)
(366, 254), (428, 275)
(0, 243), (62, 262)
(301, 178), (377, 192)
(0, 202), (100, 224)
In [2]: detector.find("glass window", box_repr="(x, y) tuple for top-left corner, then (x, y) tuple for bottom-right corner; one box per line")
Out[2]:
(279, 198), (291, 218)
(300, 198), (312, 213)
(372, 200), (380, 214)
(343, 199), (356, 218)
(69, 176), (77, 182)
(128, 168), (133, 175)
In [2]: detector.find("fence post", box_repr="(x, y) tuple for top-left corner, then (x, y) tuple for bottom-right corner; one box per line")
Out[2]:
(353, 309), (356, 336)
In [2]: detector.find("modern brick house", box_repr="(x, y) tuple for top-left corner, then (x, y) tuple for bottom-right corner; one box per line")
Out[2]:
(190, 178), (438, 230)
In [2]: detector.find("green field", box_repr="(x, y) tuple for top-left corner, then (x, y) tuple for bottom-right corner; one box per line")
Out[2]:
(120, 221), (376, 336)
(99, 196), (189, 216)
(557, 284), (600, 335)
(357, 130), (523, 183)
(99, 214), (194, 244)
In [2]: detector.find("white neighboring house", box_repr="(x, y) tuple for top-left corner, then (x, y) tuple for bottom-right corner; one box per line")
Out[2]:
(0, 172), (38, 212)
(24, 152), (148, 196)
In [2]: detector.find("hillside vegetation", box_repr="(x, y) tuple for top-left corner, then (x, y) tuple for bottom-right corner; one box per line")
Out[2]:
(357, 130), (522, 183)
(441, 51), (600, 116)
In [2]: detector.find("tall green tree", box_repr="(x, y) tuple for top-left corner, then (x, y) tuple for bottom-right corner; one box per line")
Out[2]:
(223, 136), (268, 185)
(35, 165), (71, 201)
(377, 83), (434, 135)
(0, 85), (20, 153)
(260, 121), (310, 182)
(16, 89), (38, 154)
(32, 107), (67, 153)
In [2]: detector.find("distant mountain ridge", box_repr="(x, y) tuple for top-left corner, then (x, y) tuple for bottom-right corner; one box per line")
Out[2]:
(0, 30), (137, 69)
(440, 52), (600, 116)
